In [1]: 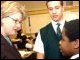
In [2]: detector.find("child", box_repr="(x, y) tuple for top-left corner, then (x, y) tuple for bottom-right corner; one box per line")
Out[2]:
(59, 19), (79, 59)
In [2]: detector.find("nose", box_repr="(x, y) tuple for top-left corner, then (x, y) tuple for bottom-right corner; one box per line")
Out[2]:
(52, 9), (56, 14)
(59, 40), (61, 46)
(16, 23), (22, 31)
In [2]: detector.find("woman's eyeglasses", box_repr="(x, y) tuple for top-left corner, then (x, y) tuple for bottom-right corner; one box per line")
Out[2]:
(7, 16), (22, 24)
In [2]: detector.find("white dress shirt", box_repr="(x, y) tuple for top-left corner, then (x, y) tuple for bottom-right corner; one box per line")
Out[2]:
(70, 54), (79, 59)
(33, 19), (65, 53)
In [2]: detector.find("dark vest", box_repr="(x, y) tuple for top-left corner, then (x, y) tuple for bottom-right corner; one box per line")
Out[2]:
(40, 23), (64, 59)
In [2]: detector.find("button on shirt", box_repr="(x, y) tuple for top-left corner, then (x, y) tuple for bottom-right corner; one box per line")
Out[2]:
(33, 19), (65, 54)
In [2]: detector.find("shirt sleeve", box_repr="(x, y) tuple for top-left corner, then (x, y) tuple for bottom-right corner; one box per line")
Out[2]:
(33, 31), (44, 54)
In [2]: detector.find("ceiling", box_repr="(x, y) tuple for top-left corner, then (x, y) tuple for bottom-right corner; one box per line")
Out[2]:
(1, 1), (79, 15)
(19, 1), (47, 11)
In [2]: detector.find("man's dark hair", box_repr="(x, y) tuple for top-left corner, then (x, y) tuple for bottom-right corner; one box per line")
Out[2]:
(46, 1), (63, 7)
(64, 19), (79, 41)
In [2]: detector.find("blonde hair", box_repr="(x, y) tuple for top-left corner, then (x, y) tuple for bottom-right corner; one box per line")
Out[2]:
(1, 1), (26, 20)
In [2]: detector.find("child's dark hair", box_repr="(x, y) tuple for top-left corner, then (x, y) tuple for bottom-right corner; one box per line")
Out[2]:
(64, 19), (79, 41)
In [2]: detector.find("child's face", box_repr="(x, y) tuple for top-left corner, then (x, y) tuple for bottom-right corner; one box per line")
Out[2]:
(59, 29), (74, 58)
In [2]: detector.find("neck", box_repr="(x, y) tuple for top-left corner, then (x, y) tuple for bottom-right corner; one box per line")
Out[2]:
(70, 49), (79, 58)
(70, 54), (79, 59)
(74, 48), (79, 54)
(73, 51), (79, 56)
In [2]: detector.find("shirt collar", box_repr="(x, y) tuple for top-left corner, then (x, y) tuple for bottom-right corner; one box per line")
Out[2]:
(51, 18), (65, 32)
(51, 18), (65, 25)
(70, 54), (79, 59)
(4, 36), (12, 45)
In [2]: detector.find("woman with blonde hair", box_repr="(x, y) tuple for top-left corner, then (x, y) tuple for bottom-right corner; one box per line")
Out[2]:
(1, 1), (26, 59)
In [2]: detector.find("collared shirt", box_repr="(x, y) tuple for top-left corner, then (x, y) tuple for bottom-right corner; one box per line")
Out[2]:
(33, 19), (66, 53)
(70, 54), (79, 59)
(4, 36), (12, 46)
(51, 18), (65, 33)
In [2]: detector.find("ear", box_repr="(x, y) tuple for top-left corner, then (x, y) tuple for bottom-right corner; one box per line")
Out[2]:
(1, 18), (6, 24)
(73, 39), (79, 49)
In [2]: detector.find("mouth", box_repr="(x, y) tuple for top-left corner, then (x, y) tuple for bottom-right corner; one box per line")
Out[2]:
(60, 49), (62, 53)
(59, 47), (62, 53)
(14, 29), (18, 33)
(53, 15), (58, 18)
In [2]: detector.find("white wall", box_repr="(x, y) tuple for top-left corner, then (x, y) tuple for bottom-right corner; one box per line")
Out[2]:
(22, 11), (79, 34)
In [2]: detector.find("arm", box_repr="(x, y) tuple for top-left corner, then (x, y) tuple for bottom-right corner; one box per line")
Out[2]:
(37, 52), (44, 59)
(33, 31), (44, 59)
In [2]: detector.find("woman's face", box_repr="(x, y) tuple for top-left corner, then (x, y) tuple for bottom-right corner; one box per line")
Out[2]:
(2, 12), (23, 35)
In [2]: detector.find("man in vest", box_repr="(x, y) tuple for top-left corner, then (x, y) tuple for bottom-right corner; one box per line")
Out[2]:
(33, 1), (65, 59)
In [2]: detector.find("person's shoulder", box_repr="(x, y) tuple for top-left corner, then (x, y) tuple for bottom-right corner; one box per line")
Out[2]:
(40, 22), (52, 31)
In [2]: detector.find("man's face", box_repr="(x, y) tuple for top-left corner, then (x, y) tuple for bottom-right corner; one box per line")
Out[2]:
(47, 1), (64, 22)
(59, 29), (74, 58)
(2, 12), (23, 35)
